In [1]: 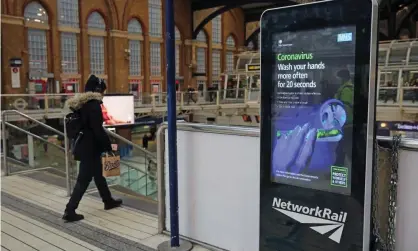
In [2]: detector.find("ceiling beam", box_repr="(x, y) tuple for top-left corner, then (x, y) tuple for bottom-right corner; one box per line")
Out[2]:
(243, 1), (295, 23)
(193, 4), (240, 39)
(192, 0), (281, 11)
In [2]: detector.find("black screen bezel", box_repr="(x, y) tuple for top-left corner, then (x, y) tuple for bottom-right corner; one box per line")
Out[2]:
(259, 1), (377, 249)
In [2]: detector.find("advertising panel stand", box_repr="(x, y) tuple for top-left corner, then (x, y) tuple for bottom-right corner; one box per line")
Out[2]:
(259, 0), (379, 250)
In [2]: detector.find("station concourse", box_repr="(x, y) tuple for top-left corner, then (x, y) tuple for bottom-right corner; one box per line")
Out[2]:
(1, 0), (418, 250)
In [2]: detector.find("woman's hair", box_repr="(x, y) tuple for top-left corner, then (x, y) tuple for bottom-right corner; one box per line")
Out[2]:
(84, 75), (107, 93)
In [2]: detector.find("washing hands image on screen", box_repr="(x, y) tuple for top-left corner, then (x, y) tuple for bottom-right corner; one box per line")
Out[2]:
(273, 123), (317, 174)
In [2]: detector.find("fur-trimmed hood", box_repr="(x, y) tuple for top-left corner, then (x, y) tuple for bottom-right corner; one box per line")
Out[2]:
(65, 92), (103, 111)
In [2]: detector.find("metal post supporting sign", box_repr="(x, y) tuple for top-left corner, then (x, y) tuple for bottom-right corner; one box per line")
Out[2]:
(157, 0), (192, 250)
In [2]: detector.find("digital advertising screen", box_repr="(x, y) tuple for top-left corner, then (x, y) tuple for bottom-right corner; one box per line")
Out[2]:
(259, 1), (378, 250)
(270, 26), (356, 195)
(102, 94), (134, 127)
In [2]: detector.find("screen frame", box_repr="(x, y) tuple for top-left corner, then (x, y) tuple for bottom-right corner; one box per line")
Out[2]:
(259, 0), (379, 249)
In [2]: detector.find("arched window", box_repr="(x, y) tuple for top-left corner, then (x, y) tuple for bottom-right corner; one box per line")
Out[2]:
(212, 15), (221, 44)
(175, 26), (181, 77)
(58, 0), (80, 87)
(194, 30), (208, 96)
(24, 2), (49, 76)
(212, 49), (221, 86)
(226, 36), (235, 47)
(197, 31), (206, 42)
(24, 2), (48, 23)
(225, 35), (236, 73)
(128, 19), (143, 76)
(128, 19), (142, 34)
(88, 12), (106, 75)
(128, 19), (144, 99)
(148, 0), (163, 92)
(88, 12), (106, 29)
(211, 15), (222, 89)
(196, 31), (207, 74)
(148, 0), (162, 37)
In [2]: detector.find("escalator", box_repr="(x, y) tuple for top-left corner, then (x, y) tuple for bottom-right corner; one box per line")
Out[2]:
(1, 110), (158, 212)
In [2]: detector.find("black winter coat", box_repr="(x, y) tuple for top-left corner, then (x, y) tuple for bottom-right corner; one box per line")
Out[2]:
(66, 92), (112, 160)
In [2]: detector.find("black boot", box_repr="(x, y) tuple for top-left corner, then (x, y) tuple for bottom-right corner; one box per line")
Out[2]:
(62, 211), (84, 222)
(104, 198), (123, 210)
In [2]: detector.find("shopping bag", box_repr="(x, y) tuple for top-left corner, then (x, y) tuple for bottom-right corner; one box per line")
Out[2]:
(102, 153), (121, 177)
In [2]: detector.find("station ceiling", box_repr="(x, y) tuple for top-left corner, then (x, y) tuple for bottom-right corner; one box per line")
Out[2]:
(191, 0), (418, 23)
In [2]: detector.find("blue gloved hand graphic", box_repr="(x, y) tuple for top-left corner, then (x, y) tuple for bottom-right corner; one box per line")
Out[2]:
(273, 123), (317, 174)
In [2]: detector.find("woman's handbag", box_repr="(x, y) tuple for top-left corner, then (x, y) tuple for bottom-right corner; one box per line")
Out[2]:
(102, 152), (121, 177)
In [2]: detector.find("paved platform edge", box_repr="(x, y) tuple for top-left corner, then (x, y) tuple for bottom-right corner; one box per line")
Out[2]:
(1, 191), (156, 251)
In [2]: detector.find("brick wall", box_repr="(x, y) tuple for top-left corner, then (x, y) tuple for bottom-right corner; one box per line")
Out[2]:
(1, 0), (246, 94)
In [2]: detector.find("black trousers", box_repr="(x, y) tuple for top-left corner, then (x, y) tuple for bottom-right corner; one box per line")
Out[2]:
(66, 155), (112, 212)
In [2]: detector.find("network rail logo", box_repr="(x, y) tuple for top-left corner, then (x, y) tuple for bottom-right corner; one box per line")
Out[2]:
(272, 198), (347, 243)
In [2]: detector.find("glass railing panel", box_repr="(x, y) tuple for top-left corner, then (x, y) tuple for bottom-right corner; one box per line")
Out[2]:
(46, 94), (75, 109)
(160, 92), (182, 106)
(100, 131), (157, 199)
(378, 49), (388, 65)
(3, 121), (66, 175)
(0, 94), (76, 112)
(138, 93), (153, 107)
(409, 45), (418, 65)
(183, 91), (199, 105)
(377, 88), (399, 105)
(401, 88), (418, 106)
(248, 88), (261, 103)
(378, 71), (400, 105)
(127, 173), (148, 193)
(1, 95), (45, 111)
(153, 93), (167, 107)
(399, 70), (418, 106)
(145, 159), (157, 198)
(388, 47), (408, 65)
(195, 90), (217, 105)
(220, 88), (246, 104)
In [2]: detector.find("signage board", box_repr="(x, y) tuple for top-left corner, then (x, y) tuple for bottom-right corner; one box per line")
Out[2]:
(246, 64), (260, 72)
(9, 58), (22, 67)
(11, 67), (20, 88)
(378, 121), (418, 132)
(259, 0), (378, 250)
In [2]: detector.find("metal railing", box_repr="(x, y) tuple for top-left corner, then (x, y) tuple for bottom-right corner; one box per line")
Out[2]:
(1, 110), (157, 199)
(0, 88), (260, 114)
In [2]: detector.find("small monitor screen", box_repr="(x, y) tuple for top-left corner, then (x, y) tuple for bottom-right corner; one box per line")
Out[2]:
(270, 26), (356, 195)
(102, 95), (135, 127)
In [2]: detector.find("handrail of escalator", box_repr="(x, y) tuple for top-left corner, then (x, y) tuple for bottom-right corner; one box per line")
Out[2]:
(104, 128), (157, 163)
(4, 122), (65, 151)
(2, 110), (64, 136)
